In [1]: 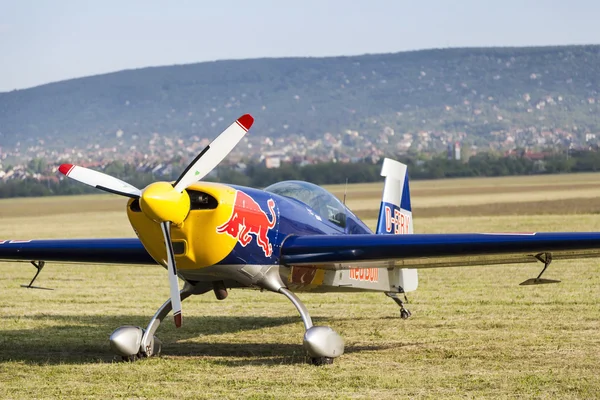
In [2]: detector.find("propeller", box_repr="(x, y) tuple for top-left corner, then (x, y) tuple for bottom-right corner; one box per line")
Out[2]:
(173, 114), (253, 192)
(160, 221), (182, 327)
(58, 163), (141, 198)
(59, 114), (254, 327)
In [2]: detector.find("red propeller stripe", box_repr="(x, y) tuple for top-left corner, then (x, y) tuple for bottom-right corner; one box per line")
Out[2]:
(58, 164), (75, 176)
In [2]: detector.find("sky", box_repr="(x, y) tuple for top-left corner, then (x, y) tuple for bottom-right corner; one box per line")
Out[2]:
(1, 0), (599, 92)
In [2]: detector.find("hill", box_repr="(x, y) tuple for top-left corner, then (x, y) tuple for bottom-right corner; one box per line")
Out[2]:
(1, 45), (600, 153)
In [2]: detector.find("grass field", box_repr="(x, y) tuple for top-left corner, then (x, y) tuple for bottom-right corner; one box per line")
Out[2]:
(1, 173), (600, 399)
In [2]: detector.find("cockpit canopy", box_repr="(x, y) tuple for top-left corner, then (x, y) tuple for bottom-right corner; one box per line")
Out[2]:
(265, 180), (347, 228)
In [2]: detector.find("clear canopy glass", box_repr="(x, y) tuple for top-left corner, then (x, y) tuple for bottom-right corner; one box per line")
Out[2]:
(265, 180), (346, 228)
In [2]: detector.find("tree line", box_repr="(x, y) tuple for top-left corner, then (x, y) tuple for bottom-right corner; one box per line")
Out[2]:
(1, 149), (600, 198)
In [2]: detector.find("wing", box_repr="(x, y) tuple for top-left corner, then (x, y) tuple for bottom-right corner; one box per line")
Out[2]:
(280, 232), (600, 269)
(0, 239), (155, 265)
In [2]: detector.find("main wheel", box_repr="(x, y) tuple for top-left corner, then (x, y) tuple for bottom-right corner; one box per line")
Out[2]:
(310, 356), (334, 366)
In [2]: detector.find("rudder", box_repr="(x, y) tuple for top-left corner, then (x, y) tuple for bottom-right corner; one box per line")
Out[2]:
(376, 158), (417, 292)
(376, 158), (413, 235)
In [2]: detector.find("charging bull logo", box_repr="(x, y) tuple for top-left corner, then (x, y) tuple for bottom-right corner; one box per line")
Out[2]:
(216, 191), (277, 257)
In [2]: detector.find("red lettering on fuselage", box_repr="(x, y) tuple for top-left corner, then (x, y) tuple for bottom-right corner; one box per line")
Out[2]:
(349, 268), (379, 283)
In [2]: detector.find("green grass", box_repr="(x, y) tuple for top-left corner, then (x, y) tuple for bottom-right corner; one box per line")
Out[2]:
(1, 176), (600, 399)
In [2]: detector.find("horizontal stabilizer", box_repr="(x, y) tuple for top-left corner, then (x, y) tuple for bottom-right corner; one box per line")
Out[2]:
(519, 278), (561, 286)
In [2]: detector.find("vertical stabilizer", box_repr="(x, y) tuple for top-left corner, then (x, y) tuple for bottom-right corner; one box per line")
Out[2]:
(376, 158), (413, 234)
(376, 158), (417, 292)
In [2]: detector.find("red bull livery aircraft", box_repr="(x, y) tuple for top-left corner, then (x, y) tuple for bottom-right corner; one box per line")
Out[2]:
(3, 113), (600, 365)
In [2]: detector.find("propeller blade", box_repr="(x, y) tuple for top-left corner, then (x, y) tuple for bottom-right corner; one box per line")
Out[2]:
(173, 114), (254, 192)
(58, 164), (141, 198)
(160, 221), (182, 328)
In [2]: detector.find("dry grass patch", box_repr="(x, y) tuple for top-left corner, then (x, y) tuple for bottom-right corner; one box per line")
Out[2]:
(1, 178), (600, 398)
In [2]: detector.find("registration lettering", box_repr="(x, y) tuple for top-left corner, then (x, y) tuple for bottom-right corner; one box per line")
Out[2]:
(349, 268), (379, 283)
(384, 206), (411, 234)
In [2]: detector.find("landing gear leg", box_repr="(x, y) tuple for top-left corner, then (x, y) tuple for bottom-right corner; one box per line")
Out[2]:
(519, 252), (561, 285)
(278, 287), (344, 365)
(20, 261), (52, 290)
(109, 284), (200, 361)
(385, 291), (412, 319)
(139, 290), (194, 357)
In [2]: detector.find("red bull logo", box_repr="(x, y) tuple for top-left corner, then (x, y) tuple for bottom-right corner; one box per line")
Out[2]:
(216, 191), (277, 257)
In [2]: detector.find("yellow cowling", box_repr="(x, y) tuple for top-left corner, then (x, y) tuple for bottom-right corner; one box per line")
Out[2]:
(128, 182), (239, 270)
(139, 182), (191, 225)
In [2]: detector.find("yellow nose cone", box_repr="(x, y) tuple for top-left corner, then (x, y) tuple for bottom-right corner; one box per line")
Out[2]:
(140, 182), (190, 224)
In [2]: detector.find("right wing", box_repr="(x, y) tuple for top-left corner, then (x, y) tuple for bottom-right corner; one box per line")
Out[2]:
(280, 232), (600, 269)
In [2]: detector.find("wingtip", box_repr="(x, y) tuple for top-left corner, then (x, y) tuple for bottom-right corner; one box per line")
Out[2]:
(58, 163), (74, 176)
(237, 114), (254, 131)
(174, 313), (182, 328)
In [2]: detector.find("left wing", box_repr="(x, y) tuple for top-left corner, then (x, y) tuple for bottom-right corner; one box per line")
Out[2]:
(280, 232), (600, 269)
(0, 239), (155, 265)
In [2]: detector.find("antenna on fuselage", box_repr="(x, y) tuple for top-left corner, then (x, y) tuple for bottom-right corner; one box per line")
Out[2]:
(343, 178), (348, 206)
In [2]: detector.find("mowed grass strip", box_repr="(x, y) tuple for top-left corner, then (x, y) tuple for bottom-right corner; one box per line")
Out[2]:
(0, 175), (599, 399)
(355, 197), (600, 220)
(347, 187), (600, 210)
(334, 182), (600, 201)
(0, 194), (127, 218)
(325, 171), (600, 194)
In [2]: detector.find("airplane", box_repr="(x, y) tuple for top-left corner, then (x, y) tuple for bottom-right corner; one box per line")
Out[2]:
(2, 113), (600, 365)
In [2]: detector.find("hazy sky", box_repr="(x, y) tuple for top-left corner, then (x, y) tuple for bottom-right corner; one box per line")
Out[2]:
(1, 0), (599, 92)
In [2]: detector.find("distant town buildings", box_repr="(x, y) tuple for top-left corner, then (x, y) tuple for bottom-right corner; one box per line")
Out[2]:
(0, 123), (598, 182)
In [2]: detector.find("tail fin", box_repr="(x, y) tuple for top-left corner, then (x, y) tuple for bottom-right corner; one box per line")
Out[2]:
(376, 158), (417, 292)
(376, 158), (413, 235)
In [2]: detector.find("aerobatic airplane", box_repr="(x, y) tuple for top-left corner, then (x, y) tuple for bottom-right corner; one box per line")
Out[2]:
(2, 113), (600, 365)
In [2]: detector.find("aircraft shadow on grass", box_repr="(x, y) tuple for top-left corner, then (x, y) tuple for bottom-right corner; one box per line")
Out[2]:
(0, 314), (400, 366)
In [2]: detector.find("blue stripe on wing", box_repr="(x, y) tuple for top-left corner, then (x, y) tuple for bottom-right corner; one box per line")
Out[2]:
(280, 232), (600, 268)
(0, 239), (155, 265)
